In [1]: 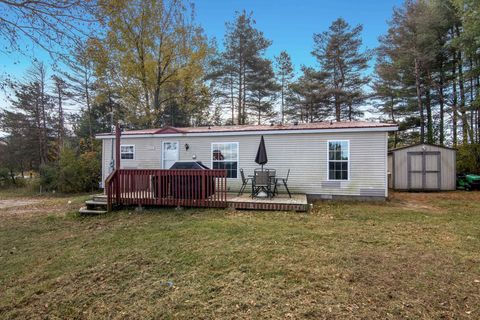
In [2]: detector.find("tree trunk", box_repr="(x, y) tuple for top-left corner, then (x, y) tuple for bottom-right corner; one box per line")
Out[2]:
(348, 100), (352, 121)
(458, 50), (468, 144)
(40, 77), (48, 165)
(390, 96), (398, 148)
(237, 59), (243, 125)
(334, 93), (341, 122)
(281, 75), (285, 124)
(414, 58), (425, 143)
(84, 70), (94, 151)
(452, 61), (458, 147)
(242, 75), (247, 124)
(470, 58), (474, 140)
(425, 78), (433, 144)
(33, 94), (44, 166)
(9, 169), (16, 185)
(230, 75), (235, 124)
(457, 50), (474, 144)
(56, 83), (64, 156)
(476, 65), (480, 143)
(438, 61), (445, 146)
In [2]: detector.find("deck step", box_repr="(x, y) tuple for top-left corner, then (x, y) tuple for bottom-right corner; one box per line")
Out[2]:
(79, 207), (107, 215)
(92, 194), (107, 202)
(85, 200), (107, 206)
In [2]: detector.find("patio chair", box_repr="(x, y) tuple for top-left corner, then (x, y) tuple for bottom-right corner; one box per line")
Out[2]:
(252, 170), (273, 198)
(274, 169), (291, 198)
(238, 168), (251, 196)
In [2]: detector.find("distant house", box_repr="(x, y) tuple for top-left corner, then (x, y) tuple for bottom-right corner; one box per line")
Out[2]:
(96, 121), (398, 200)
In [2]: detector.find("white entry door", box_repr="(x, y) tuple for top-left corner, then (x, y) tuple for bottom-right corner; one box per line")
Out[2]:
(162, 141), (179, 169)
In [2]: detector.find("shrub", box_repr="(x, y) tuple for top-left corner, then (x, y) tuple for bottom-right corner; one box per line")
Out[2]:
(39, 164), (58, 191)
(0, 167), (13, 187)
(79, 150), (101, 192)
(457, 143), (480, 174)
(57, 147), (83, 193)
(39, 146), (101, 193)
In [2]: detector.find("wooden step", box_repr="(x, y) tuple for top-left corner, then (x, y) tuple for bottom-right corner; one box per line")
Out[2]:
(85, 200), (107, 210)
(85, 200), (107, 206)
(79, 207), (107, 215)
(92, 194), (107, 202)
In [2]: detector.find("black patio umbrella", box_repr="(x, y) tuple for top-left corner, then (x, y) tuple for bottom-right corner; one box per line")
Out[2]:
(255, 135), (268, 170)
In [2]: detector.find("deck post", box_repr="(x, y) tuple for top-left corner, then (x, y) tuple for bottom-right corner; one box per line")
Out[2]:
(115, 123), (121, 205)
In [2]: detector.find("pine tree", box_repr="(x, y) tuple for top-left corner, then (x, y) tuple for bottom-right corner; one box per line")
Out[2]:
(1, 67), (56, 169)
(247, 58), (279, 124)
(274, 51), (294, 123)
(59, 42), (95, 147)
(287, 66), (329, 122)
(312, 18), (370, 122)
(214, 10), (272, 124)
(51, 74), (70, 154)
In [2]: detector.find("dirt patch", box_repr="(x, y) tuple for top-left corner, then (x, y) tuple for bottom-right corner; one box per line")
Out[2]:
(388, 191), (480, 213)
(0, 199), (40, 209)
(0, 198), (80, 221)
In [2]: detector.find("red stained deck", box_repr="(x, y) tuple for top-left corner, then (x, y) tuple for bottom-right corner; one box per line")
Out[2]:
(104, 169), (308, 212)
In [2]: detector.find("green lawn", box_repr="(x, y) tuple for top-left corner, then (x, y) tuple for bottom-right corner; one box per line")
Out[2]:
(0, 192), (479, 319)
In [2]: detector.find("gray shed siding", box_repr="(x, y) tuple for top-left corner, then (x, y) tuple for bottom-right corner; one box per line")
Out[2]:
(389, 144), (456, 191)
(101, 131), (388, 198)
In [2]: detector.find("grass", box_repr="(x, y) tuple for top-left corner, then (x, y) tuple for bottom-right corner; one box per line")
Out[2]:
(0, 192), (480, 319)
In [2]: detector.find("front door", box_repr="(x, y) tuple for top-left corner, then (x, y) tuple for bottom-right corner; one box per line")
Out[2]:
(162, 141), (179, 169)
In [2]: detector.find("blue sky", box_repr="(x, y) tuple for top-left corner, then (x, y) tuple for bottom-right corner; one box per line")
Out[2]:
(195, 0), (403, 70)
(0, 0), (403, 107)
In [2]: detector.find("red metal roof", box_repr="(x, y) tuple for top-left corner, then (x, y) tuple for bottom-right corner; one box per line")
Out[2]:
(98, 121), (397, 136)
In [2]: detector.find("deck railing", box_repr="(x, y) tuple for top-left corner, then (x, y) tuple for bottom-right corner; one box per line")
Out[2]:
(106, 169), (228, 211)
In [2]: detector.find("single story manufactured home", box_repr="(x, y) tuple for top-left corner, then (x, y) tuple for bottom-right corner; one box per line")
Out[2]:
(96, 121), (398, 200)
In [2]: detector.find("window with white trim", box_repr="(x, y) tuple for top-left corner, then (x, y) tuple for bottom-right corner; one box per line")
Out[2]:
(120, 145), (135, 160)
(328, 141), (349, 180)
(211, 142), (238, 178)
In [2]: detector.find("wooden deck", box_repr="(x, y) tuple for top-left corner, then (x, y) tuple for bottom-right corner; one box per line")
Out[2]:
(96, 192), (309, 212)
(227, 193), (309, 212)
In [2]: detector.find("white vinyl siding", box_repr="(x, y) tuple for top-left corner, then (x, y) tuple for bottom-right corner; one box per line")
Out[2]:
(101, 131), (388, 198)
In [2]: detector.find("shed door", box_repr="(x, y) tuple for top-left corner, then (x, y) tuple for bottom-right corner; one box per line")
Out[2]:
(407, 151), (441, 190)
(162, 142), (179, 169)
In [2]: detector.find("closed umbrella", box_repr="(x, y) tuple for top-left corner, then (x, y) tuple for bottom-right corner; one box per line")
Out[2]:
(255, 135), (268, 170)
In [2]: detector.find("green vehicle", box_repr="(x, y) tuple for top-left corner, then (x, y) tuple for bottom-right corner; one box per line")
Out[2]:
(457, 173), (480, 190)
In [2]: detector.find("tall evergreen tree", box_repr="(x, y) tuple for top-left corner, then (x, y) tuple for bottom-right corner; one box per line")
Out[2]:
(312, 18), (370, 121)
(1, 66), (57, 169)
(247, 58), (279, 124)
(213, 10), (272, 125)
(274, 51), (294, 123)
(286, 66), (329, 122)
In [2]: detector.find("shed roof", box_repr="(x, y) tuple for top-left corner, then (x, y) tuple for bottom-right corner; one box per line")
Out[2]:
(97, 121), (398, 138)
(389, 143), (456, 153)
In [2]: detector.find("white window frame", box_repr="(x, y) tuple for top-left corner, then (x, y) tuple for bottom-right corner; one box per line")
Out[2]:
(211, 142), (239, 179)
(120, 145), (135, 160)
(327, 140), (350, 181)
(161, 141), (179, 169)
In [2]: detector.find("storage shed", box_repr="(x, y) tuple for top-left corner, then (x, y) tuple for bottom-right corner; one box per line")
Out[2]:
(388, 143), (456, 191)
